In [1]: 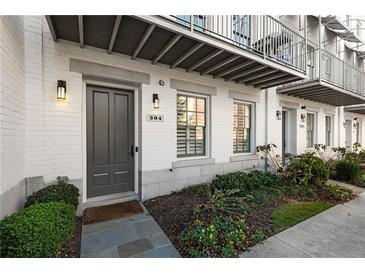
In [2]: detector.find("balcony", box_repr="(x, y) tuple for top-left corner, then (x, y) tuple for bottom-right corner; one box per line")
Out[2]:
(344, 104), (365, 115)
(278, 48), (365, 106)
(46, 15), (306, 88)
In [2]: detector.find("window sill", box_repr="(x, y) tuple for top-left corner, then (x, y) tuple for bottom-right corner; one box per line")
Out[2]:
(230, 153), (260, 162)
(172, 158), (215, 169)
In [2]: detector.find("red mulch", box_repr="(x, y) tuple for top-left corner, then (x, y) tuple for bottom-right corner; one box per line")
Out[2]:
(58, 217), (82, 258)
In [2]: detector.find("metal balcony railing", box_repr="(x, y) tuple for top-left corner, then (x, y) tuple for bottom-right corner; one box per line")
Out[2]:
(289, 48), (365, 96)
(168, 15), (306, 73)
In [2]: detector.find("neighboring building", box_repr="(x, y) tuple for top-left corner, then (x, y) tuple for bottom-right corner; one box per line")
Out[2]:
(1, 15), (364, 218)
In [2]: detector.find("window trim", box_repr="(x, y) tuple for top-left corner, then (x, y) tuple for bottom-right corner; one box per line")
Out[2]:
(176, 91), (210, 159)
(232, 100), (255, 155)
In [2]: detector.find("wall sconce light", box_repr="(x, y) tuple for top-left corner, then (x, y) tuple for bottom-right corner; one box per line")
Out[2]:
(276, 110), (282, 120)
(343, 122), (347, 128)
(354, 122), (359, 129)
(301, 113), (306, 122)
(152, 93), (160, 109)
(57, 80), (66, 100)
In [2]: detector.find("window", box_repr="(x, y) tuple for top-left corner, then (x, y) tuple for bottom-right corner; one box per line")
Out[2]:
(306, 113), (315, 148)
(233, 102), (252, 153)
(177, 94), (206, 157)
(355, 122), (361, 144)
(325, 115), (333, 146)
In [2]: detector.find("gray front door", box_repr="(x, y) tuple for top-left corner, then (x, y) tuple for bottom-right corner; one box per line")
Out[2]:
(87, 85), (134, 198)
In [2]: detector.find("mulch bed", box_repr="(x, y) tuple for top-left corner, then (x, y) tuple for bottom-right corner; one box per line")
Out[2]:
(58, 217), (82, 258)
(144, 193), (209, 250)
(144, 192), (279, 256)
(144, 184), (349, 257)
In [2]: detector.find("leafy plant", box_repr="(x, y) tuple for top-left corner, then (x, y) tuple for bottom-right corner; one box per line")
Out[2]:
(332, 147), (347, 160)
(252, 230), (264, 242)
(179, 183), (212, 198)
(25, 177), (80, 208)
(285, 153), (329, 185)
(0, 202), (75, 258)
(335, 160), (360, 182)
(211, 170), (285, 210)
(256, 143), (286, 173)
(314, 144), (336, 168)
(323, 184), (353, 202)
(179, 215), (250, 257)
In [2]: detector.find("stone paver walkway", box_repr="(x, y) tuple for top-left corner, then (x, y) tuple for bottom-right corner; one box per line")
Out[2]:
(80, 206), (180, 258)
(240, 184), (365, 258)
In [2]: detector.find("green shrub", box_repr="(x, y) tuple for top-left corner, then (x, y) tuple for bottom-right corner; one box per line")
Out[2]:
(179, 216), (251, 257)
(212, 170), (281, 193)
(211, 171), (284, 210)
(25, 177), (79, 208)
(286, 153), (329, 185)
(179, 183), (212, 198)
(0, 202), (75, 257)
(323, 184), (353, 202)
(335, 160), (360, 182)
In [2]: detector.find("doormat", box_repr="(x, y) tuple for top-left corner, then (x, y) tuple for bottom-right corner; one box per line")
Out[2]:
(83, 200), (144, 225)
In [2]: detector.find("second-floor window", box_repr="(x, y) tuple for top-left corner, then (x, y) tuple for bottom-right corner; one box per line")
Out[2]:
(306, 112), (316, 148)
(177, 94), (206, 157)
(325, 115), (333, 146)
(233, 102), (252, 153)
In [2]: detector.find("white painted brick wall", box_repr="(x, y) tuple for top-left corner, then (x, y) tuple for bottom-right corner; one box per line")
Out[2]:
(2, 15), (365, 203)
(211, 90), (233, 163)
(0, 16), (26, 194)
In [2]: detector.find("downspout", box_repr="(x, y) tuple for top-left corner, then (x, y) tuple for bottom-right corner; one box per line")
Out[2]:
(264, 88), (268, 172)
(318, 15), (322, 82)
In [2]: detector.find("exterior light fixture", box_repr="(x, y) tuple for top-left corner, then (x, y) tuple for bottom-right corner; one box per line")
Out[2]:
(276, 110), (282, 120)
(343, 122), (347, 128)
(301, 113), (306, 122)
(354, 122), (359, 129)
(57, 80), (66, 100)
(152, 93), (160, 109)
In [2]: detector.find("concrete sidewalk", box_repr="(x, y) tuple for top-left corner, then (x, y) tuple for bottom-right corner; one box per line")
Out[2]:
(240, 189), (365, 258)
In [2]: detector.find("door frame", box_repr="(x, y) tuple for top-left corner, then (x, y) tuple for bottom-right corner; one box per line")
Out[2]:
(82, 79), (139, 204)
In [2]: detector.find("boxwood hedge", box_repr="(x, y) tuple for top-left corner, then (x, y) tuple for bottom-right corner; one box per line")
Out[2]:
(0, 202), (75, 258)
(25, 181), (79, 209)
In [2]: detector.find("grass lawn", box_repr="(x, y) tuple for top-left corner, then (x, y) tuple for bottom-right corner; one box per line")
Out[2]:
(272, 201), (334, 233)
